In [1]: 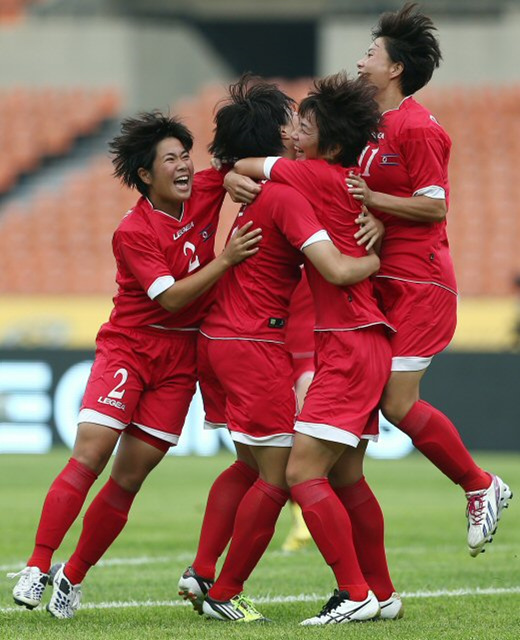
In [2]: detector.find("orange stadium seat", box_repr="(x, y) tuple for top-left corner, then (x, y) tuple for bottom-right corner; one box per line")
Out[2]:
(0, 86), (121, 195)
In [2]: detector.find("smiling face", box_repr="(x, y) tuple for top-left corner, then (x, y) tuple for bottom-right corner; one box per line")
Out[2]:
(357, 37), (401, 94)
(291, 111), (320, 161)
(280, 111), (300, 160)
(138, 137), (194, 218)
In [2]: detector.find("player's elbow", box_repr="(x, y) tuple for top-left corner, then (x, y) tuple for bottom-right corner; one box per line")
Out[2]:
(158, 298), (182, 314)
(233, 159), (247, 175)
(156, 288), (183, 314)
(320, 267), (345, 286)
(430, 200), (447, 222)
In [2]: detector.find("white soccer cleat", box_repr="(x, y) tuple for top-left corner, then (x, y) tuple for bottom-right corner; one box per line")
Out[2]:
(378, 592), (404, 620)
(8, 566), (48, 609)
(300, 589), (380, 625)
(178, 565), (214, 614)
(466, 474), (513, 557)
(46, 563), (82, 619)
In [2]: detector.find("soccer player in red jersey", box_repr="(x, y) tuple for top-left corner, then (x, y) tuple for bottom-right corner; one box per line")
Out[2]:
(348, 2), (512, 557)
(178, 75), (384, 623)
(224, 73), (402, 624)
(9, 111), (261, 619)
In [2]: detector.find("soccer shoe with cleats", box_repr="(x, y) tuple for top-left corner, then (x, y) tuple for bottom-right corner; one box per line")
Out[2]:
(202, 593), (270, 622)
(378, 592), (404, 620)
(466, 474), (513, 557)
(8, 566), (48, 609)
(300, 589), (380, 625)
(46, 563), (82, 619)
(178, 565), (214, 614)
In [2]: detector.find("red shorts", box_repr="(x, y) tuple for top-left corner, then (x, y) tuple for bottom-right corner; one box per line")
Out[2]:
(198, 334), (297, 446)
(79, 323), (198, 446)
(374, 278), (457, 370)
(296, 326), (391, 446)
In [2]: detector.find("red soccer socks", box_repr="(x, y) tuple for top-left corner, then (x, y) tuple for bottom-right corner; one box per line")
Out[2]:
(334, 477), (395, 601)
(65, 477), (136, 584)
(291, 478), (369, 601)
(209, 478), (288, 602)
(398, 400), (491, 492)
(192, 460), (258, 580)
(28, 458), (98, 573)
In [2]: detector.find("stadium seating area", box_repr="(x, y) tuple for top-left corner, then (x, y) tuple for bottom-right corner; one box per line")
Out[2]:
(0, 87), (121, 192)
(0, 0), (34, 23)
(0, 81), (519, 297)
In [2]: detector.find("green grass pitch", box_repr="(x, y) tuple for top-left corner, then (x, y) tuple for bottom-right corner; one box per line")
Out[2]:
(1, 449), (519, 639)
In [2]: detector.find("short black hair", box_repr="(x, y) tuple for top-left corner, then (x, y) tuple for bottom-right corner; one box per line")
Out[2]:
(109, 111), (193, 195)
(373, 2), (442, 95)
(299, 72), (380, 168)
(209, 73), (295, 160)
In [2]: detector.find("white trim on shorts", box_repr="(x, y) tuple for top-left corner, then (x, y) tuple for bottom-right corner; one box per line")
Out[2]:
(204, 419), (228, 430)
(230, 431), (294, 447)
(295, 420), (360, 447)
(132, 421), (179, 445)
(78, 408), (127, 430)
(391, 356), (433, 372)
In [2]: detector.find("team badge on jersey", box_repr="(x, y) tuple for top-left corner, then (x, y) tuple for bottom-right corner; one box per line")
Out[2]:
(381, 154), (399, 166)
(199, 223), (216, 242)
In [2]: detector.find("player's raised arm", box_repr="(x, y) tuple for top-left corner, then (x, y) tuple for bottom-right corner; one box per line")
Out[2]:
(234, 157), (268, 180)
(156, 221), (261, 314)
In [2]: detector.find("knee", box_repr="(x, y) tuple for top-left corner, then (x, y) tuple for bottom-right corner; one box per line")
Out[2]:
(380, 392), (411, 426)
(329, 467), (363, 488)
(73, 449), (111, 477)
(111, 470), (145, 494)
(286, 459), (308, 488)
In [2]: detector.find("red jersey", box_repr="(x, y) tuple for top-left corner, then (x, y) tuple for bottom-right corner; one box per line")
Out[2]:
(285, 268), (315, 358)
(109, 168), (226, 332)
(358, 96), (457, 293)
(201, 181), (327, 343)
(266, 157), (392, 333)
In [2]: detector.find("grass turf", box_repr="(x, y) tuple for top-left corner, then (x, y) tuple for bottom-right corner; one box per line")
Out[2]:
(1, 449), (519, 639)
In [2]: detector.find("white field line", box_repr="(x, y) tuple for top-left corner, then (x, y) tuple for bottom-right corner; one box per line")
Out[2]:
(2, 586), (520, 615)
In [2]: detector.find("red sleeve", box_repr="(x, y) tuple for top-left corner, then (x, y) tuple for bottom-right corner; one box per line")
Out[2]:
(193, 166), (227, 192)
(271, 187), (325, 250)
(115, 228), (172, 294)
(269, 158), (326, 211)
(400, 125), (450, 193)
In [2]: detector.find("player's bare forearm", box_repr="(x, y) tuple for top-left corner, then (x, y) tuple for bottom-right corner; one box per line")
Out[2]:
(234, 158), (267, 180)
(367, 192), (447, 222)
(303, 242), (380, 286)
(336, 253), (380, 285)
(156, 255), (232, 314)
(157, 222), (261, 314)
(347, 173), (446, 222)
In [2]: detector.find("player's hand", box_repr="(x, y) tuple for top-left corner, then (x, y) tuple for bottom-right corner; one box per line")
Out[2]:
(222, 220), (262, 266)
(347, 172), (374, 207)
(354, 207), (385, 251)
(224, 170), (261, 204)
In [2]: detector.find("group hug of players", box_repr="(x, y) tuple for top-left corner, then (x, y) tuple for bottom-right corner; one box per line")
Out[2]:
(9, 3), (512, 625)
